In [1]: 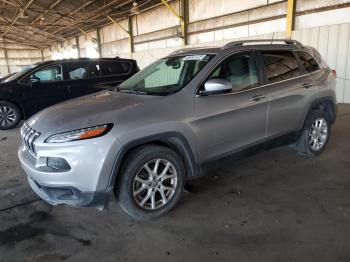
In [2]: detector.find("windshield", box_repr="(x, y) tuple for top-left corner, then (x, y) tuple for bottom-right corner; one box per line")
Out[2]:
(4, 64), (38, 83)
(119, 54), (214, 95)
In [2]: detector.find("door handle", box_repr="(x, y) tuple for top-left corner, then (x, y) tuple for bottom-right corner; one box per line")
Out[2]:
(249, 94), (265, 101)
(301, 82), (313, 88)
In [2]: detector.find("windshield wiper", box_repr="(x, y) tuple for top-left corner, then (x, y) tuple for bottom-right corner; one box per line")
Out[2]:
(119, 89), (149, 95)
(110, 86), (120, 92)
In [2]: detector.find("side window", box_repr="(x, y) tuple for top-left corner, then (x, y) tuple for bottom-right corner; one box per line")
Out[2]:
(208, 51), (258, 92)
(262, 51), (301, 83)
(296, 51), (320, 73)
(101, 61), (131, 76)
(31, 65), (63, 82)
(66, 62), (100, 80)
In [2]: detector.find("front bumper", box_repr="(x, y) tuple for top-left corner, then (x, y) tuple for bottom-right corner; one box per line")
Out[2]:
(27, 176), (111, 207)
(18, 133), (122, 207)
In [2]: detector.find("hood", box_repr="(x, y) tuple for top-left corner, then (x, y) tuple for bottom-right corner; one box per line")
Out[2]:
(27, 90), (159, 134)
(0, 81), (13, 88)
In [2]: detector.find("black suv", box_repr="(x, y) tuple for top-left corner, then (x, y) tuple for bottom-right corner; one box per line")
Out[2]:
(0, 57), (139, 130)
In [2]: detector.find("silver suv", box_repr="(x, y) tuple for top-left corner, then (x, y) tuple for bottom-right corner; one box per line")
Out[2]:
(18, 39), (337, 220)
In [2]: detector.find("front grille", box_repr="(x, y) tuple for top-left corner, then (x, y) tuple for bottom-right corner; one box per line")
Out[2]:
(21, 123), (41, 157)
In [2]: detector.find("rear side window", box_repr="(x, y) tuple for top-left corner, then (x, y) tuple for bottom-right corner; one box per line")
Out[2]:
(262, 51), (301, 83)
(296, 51), (320, 73)
(65, 62), (100, 80)
(101, 61), (131, 76)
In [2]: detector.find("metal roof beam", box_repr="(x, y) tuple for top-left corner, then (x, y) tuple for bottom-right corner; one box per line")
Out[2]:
(0, 0), (35, 38)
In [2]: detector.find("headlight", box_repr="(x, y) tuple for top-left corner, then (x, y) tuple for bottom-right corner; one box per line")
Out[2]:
(45, 124), (113, 143)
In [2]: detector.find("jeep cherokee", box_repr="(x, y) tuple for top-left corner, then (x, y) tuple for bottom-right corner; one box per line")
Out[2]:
(18, 39), (337, 220)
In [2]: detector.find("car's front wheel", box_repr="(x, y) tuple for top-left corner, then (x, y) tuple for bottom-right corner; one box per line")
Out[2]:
(0, 101), (21, 130)
(116, 145), (185, 220)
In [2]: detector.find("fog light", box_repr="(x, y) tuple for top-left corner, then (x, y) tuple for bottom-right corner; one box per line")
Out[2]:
(47, 157), (71, 171)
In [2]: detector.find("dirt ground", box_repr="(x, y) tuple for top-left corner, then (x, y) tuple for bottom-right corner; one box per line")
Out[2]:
(0, 105), (350, 262)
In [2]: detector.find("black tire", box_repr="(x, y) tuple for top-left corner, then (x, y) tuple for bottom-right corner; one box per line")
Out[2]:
(116, 145), (185, 220)
(0, 101), (21, 130)
(294, 109), (331, 157)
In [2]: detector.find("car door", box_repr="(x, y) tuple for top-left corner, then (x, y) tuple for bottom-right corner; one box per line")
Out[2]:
(63, 61), (102, 98)
(260, 50), (318, 138)
(194, 51), (269, 162)
(98, 60), (133, 88)
(21, 63), (69, 116)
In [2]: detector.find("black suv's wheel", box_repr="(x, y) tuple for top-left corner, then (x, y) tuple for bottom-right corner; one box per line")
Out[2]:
(294, 109), (331, 157)
(0, 101), (21, 130)
(116, 145), (185, 220)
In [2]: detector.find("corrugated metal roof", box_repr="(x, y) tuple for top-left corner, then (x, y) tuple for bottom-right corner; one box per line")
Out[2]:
(0, 0), (160, 49)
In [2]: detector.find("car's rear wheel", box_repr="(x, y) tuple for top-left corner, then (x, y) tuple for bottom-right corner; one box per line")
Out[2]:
(0, 101), (21, 130)
(294, 109), (331, 157)
(116, 145), (185, 220)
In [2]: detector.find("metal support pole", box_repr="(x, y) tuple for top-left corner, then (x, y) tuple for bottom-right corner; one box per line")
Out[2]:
(285, 0), (296, 38)
(40, 49), (44, 61)
(161, 0), (186, 47)
(180, 0), (189, 46)
(96, 28), (102, 57)
(3, 42), (10, 74)
(107, 15), (134, 58)
(128, 15), (134, 56)
(75, 36), (81, 58)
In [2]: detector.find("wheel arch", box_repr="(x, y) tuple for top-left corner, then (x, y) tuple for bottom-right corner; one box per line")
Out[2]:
(107, 132), (200, 190)
(309, 96), (337, 124)
(0, 99), (25, 119)
(302, 96), (337, 130)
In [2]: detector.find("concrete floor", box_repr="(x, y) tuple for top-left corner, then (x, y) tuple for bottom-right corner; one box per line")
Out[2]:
(1, 105), (350, 262)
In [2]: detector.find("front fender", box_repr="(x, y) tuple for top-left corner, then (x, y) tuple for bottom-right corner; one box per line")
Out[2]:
(105, 131), (200, 190)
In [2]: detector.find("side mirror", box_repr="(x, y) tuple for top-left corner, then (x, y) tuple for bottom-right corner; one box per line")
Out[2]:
(200, 79), (232, 96)
(30, 76), (40, 85)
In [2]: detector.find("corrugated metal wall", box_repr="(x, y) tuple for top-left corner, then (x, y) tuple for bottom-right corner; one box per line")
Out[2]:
(292, 24), (350, 103)
(15, 0), (350, 103)
(0, 46), (42, 77)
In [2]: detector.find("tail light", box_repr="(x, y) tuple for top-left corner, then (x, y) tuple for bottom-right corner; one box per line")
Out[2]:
(332, 69), (337, 77)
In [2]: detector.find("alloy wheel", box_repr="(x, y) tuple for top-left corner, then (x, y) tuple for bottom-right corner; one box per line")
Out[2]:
(308, 117), (328, 151)
(133, 158), (178, 210)
(0, 106), (16, 127)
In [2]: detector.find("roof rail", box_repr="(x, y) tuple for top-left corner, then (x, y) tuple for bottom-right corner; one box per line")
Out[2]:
(223, 39), (302, 49)
(169, 46), (215, 55)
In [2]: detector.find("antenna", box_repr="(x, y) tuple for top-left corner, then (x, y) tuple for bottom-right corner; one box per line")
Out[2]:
(271, 32), (275, 45)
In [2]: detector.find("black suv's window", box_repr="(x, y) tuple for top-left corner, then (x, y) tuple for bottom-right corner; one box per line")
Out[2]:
(66, 62), (100, 80)
(296, 51), (320, 73)
(262, 51), (301, 83)
(208, 51), (258, 92)
(101, 61), (131, 76)
(31, 65), (63, 82)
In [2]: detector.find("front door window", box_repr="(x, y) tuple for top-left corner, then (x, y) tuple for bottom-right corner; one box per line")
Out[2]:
(31, 65), (63, 82)
(207, 51), (259, 92)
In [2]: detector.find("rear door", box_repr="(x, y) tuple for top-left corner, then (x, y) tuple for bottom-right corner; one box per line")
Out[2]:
(63, 61), (102, 98)
(21, 64), (69, 115)
(261, 50), (317, 138)
(194, 51), (269, 162)
(98, 60), (134, 88)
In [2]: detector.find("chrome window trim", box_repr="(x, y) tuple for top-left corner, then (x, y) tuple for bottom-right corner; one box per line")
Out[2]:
(258, 68), (322, 89)
(197, 68), (322, 98)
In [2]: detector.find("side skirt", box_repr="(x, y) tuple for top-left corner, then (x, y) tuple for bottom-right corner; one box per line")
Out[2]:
(194, 130), (300, 178)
